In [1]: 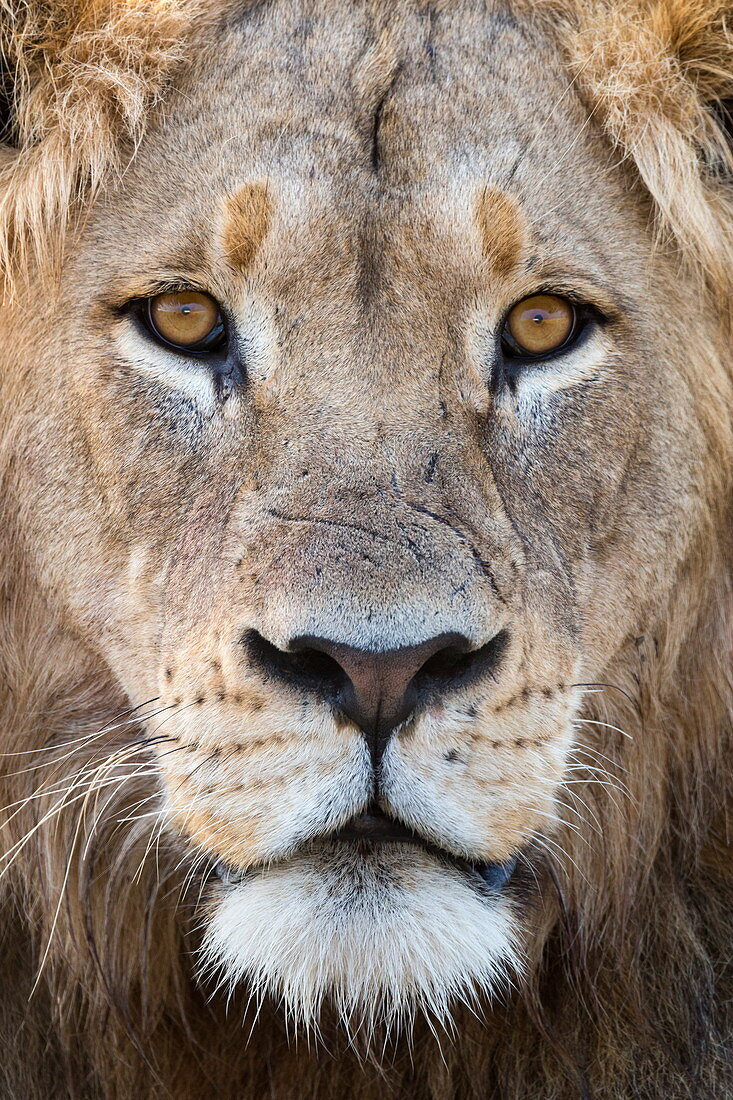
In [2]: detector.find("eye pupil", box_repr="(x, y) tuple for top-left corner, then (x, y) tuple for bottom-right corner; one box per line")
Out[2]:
(503, 293), (576, 358)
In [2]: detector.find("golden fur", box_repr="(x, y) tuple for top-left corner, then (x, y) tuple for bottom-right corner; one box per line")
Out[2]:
(1, 1), (733, 1096)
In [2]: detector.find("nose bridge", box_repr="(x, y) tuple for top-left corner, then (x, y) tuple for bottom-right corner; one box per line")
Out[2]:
(245, 469), (505, 655)
(233, 391), (510, 653)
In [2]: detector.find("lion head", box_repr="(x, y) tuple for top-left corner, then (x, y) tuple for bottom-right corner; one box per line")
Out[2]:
(2, 0), (733, 1095)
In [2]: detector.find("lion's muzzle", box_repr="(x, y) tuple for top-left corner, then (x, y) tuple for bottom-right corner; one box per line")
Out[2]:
(157, 451), (578, 1026)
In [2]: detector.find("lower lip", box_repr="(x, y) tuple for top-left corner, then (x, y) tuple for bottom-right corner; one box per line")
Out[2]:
(214, 846), (518, 892)
(328, 813), (518, 891)
(474, 855), (517, 890)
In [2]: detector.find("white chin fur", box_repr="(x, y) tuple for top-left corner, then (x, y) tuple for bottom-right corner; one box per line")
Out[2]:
(199, 842), (521, 1037)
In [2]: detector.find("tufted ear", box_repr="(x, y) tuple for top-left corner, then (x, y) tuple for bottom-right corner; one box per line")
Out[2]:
(0, 1), (199, 284)
(541, 0), (733, 305)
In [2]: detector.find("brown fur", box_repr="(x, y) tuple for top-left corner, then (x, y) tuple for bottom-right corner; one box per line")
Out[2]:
(538, 0), (733, 302)
(223, 182), (273, 270)
(2, 1), (733, 1097)
(476, 187), (526, 278)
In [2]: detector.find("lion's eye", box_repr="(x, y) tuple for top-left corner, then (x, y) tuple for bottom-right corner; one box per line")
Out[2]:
(144, 291), (226, 353)
(502, 294), (577, 358)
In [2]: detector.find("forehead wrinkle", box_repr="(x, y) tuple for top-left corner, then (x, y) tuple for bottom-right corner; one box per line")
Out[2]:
(222, 181), (273, 271)
(476, 187), (527, 279)
(353, 26), (402, 111)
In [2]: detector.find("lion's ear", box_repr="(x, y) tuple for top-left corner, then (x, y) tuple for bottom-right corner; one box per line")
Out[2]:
(546, 0), (733, 302)
(0, 1), (199, 283)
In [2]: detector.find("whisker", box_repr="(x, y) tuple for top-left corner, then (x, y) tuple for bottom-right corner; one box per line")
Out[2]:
(531, 807), (583, 835)
(567, 740), (629, 773)
(558, 788), (603, 835)
(565, 757), (631, 795)
(30, 745), (172, 995)
(533, 831), (588, 885)
(570, 681), (640, 711)
(0, 734), (182, 876)
(0, 735), (179, 829)
(0, 697), (165, 760)
(573, 717), (634, 741)
(0, 771), (145, 881)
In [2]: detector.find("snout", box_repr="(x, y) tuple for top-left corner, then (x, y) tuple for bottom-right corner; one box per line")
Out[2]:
(156, 483), (577, 882)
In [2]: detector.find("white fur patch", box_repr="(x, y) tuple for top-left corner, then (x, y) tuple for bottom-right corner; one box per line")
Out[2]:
(200, 842), (520, 1038)
(507, 328), (617, 413)
(115, 323), (218, 406)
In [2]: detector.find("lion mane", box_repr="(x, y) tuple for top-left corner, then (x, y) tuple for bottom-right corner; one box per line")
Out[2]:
(1, 2), (733, 1097)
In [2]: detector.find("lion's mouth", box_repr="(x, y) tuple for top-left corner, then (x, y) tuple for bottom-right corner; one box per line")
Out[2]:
(213, 807), (518, 891)
(331, 807), (518, 889)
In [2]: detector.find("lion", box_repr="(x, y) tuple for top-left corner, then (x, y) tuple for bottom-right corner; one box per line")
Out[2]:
(1, 0), (732, 1095)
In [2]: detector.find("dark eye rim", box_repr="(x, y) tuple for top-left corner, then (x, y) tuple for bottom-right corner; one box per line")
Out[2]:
(137, 292), (228, 356)
(500, 294), (591, 363)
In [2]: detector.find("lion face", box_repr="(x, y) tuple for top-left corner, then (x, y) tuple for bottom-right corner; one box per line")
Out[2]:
(8, 0), (721, 1031)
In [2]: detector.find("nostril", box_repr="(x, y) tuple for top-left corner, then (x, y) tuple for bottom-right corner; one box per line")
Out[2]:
(411, 628), (509, 697)
(241, 629), (348, 697)
(241, 626), (510, 769)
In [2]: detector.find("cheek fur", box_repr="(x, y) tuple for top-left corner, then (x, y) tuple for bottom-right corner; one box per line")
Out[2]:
(154, 696), (373, 867)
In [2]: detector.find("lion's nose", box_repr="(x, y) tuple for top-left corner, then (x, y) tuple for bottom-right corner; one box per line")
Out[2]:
(242, 628), (508, 767)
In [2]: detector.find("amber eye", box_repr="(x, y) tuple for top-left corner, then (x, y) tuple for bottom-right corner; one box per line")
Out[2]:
(145, 291), (225, 352)
(502, 294), (577, 358)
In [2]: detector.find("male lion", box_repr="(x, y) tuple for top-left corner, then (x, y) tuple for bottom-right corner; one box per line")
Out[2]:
(1, 0), (732, 1096)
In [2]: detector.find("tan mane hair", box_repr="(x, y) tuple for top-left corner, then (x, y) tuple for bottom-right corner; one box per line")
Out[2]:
(538, 0), (733, 307)
(0, 0), (200, 281)
(1, 1), (733, 1096)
